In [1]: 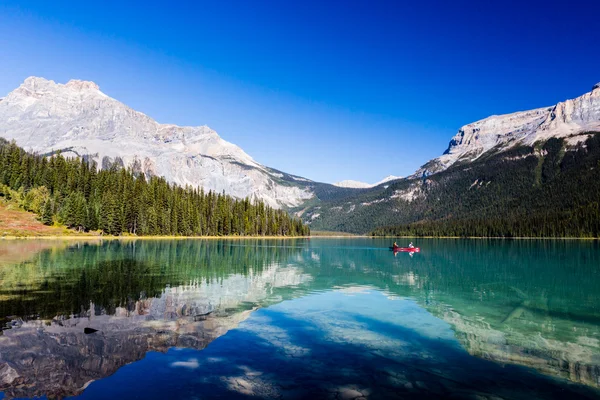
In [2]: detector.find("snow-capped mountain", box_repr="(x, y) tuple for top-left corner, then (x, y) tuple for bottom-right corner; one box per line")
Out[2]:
(417, 83), (600, 176)
(0, 77), (313, 208)
(333, 175), (402, 189)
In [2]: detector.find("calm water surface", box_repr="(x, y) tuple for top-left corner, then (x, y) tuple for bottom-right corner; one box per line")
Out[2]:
(0, 238), (599, 399)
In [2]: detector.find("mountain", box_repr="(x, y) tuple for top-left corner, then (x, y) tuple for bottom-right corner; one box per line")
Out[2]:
(3, 76), (598, 235)
(0, 77), (315, 208)
(333, 175), (402, 189)
(297, 83), (600, 235)
(416, 82), (600, 177)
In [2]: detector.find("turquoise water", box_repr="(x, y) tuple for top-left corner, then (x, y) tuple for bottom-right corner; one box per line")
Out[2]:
(0, 238), (599, 399)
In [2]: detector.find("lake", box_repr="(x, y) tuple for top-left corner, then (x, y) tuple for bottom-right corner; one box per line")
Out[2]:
(0, 238), (599, 399)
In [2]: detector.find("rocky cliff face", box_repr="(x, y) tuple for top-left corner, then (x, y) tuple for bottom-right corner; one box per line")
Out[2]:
(419, 84), (600, 175)
(0, 77), (313, 208)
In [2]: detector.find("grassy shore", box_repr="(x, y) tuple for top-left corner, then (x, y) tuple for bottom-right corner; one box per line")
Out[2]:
(0, 201), (313, 240)
(0, 202), (89, 238)
(0, 235), (312, 240)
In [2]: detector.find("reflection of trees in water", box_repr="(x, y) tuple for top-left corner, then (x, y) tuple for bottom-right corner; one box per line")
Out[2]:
(1, 238), (599, 392)
(0, 239), (308, 324)
(0, 239), (313, 399)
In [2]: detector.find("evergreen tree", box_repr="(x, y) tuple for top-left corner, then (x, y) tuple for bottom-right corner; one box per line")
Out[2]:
(41, 199), (54, 226)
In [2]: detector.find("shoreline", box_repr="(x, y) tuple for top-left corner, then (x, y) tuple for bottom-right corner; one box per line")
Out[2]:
(0, 235), (313, 240)
(369, 235), (599, 240)
(0, 235), (597, 240)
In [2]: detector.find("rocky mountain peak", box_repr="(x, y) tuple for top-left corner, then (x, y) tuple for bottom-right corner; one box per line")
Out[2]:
(22, 76), (100, 91)
(415, 84), (600, 176)
(21, 76), (53, 88)
(0, 76), (314, 208)
(65, 79), (100, 91)
(16, 76), (55, 95)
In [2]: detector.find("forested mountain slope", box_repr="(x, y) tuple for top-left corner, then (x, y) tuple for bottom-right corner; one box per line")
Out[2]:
(373, 132), (600, 237)
(0, 139), (309, 236)
(300, 131), (600, 236)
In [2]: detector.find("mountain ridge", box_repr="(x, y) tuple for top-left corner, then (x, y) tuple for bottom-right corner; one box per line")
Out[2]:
(297, 83), (600, 234)
(415, 83), (600, 177)
(2, 76), (599, 234)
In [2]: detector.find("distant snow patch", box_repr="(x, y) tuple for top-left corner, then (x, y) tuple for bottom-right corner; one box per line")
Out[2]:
(289, 176), (311, 182)
(333, 175), (402, 189)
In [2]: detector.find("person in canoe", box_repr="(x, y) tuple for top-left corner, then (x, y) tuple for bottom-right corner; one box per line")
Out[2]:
(393, 242), (398, 249)
(409, 242), (414, 248)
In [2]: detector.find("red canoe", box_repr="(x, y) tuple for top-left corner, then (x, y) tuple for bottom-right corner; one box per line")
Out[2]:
(390, 246), (420, 252)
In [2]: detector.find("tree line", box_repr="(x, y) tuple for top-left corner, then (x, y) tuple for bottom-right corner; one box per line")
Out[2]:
(0, 139), (309, 236)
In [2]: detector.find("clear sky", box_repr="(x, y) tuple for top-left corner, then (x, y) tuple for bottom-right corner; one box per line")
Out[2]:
(1, 1), (599, 184)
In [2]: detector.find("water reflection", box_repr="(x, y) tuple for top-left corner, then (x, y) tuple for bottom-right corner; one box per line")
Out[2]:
(74, 289), (600, 399)
(0, 239), (598, 399)
(0, 240), (310, 398)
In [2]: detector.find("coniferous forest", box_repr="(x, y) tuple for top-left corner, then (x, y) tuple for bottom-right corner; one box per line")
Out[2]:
(371, 134), (600, 238)
(0, 139), (309, 236)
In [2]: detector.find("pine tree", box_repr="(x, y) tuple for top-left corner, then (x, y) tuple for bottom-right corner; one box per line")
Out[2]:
(41, 199), (54, 226)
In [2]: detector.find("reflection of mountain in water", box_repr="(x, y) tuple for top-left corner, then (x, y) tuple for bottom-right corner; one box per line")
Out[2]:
(1, 239), (599, 397)
(0, 240), (310, 399)
(284, 239), (600, 389)
(440, 307), (600, 388)
(408, 241), (600, 389)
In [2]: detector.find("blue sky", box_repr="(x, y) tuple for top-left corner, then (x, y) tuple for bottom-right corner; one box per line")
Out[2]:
(1, 0), (599, 184)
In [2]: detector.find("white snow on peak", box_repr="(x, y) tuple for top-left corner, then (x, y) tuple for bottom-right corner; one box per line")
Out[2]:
(333, 180), (372, 189)
(0, 76), (313, 208)
(333, 175), (402, 189)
